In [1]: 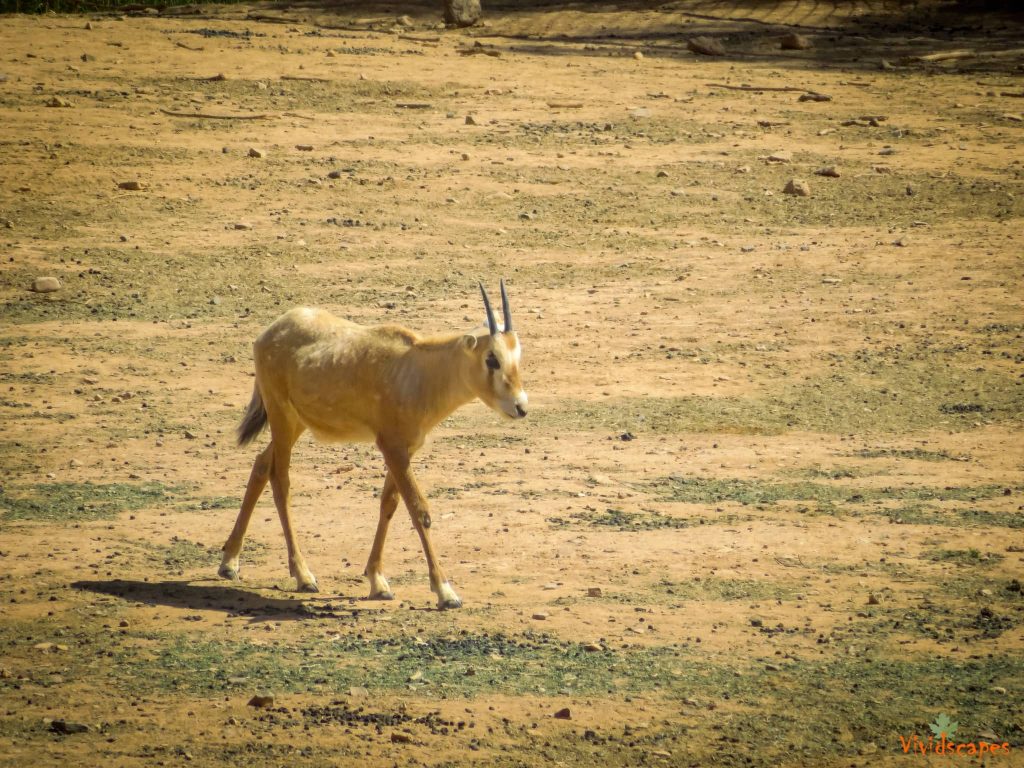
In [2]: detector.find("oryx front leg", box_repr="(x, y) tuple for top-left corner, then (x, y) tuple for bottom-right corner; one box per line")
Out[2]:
(364, 472), (399, 601)
(378, 441), (462, 610)
(220, 444), (273, 581)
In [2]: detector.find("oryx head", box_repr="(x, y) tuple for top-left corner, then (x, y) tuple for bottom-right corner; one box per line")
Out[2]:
(465, 280), (528, 420)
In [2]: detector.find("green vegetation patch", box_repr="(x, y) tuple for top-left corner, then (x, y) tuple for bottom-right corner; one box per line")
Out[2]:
(0, 481), (176, 522)
(114, 631), (702, 698)
(547, 506), (755, 531)
(644, 476), (1005, 507)
(851, 447), (966, 462)
(923, 549), (1005, 567)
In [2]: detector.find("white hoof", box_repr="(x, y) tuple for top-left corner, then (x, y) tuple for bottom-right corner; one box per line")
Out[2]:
(436, 582), (462, 610)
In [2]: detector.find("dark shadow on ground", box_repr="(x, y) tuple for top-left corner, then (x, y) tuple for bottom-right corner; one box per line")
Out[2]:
(72, 578), (381, 621)
(203, 0), (1024, 75)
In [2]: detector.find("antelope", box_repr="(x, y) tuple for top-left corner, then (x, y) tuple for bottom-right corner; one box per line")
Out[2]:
(218, 281), (528, 610)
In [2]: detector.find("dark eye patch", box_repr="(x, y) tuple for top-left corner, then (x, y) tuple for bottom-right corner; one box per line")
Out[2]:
(486, 354), (500, 370)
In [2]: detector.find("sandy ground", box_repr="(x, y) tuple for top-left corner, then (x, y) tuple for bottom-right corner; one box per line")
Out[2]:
(1, 1), (1022, 766)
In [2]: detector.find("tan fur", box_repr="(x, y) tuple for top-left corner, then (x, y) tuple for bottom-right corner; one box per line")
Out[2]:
(219, 288), (527, 609)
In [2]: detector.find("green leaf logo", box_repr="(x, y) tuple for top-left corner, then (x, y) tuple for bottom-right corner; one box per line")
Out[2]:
(929, 714), (959, 739)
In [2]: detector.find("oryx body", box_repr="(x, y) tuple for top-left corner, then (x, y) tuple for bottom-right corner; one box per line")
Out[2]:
(219, 282), (527, 609)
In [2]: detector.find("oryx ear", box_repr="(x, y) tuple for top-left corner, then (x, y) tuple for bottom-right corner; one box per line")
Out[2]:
(461, 334), (479, 351)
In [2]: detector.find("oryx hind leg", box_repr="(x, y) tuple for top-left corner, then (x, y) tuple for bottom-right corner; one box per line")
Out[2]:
(265, 414), (315, 592)
(219, 443), (274, 581)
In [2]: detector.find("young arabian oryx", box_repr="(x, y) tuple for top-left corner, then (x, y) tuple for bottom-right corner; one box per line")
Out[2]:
(218, 281), (528, 609)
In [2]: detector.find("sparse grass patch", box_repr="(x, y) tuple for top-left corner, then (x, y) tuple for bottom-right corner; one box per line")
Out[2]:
(0, 481), (179, 523)
(923, 549), (1005, 567)
(547, 506), (755, 531)
(850, 447), (967, 462)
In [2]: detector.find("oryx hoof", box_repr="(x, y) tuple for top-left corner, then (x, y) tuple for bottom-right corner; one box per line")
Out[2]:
(367, 590), (395, 601)
(297, 578), (320, 593)
(218, 564), (240, 581)
(437, 596), (463, 610)
(435, 582), (462, 610)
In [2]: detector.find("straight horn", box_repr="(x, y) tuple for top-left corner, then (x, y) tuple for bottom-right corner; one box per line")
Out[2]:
(500, 278), (513, 334)
(479, 282), (499, 336)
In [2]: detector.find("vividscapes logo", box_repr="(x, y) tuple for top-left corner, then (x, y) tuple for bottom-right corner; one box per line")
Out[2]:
(898, 714), (1012, 757)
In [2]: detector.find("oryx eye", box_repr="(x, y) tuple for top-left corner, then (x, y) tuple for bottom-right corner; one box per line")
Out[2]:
(486, 354), (500, 371)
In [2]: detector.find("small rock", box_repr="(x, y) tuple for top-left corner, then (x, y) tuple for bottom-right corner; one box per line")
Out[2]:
(655, 169), (669, 178)
(893, 237), (909, 247)
(879, 147), (897, 156)
(633, 51), (644, 60)
(327, 170), (344, 179)
(867, 593), (880, 605)
(390, 732), (412, 744)
(765, 663), (782, 672)
(583, 642), (602, 652)
(532, 612), (549, 621)
(247, 147), (265, 158)
(46, 96), (73, 108)
(465, 115), (478, 126)
(50, 719), (90, 735)
(348, 686), (369, 699)
(295, 144), (314, 151)
(783, 179), (811, 196)
(542, 583), (559, 590)
(247, 694), (275, 709)
(687, 36), (725, 56)
(815, 166), (840, 177)
(118, 180), (145, 191)
(233, 222), (252, 231)
(31, 276), (61, 293)
(798, 92), (832, 102)
(780, 33), (812, 50)
(397, 14), (414, 27)
(992, 686), (1007, 695)
(587, 587), (603, 598)
(553, 707), (572, 720)
(766, 151), (792, 164)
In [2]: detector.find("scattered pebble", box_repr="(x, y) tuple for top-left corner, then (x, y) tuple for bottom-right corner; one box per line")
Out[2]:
(586, 587), (603, 598)
(783, 178), (811, 196)
(532, 612), (549, 621)
(554, 707), (572, 719)
(247, 147), (265, 158)
(50, 719), (90, 734)
(687, 36), (725, 56)
(247, 694), (275, 709)
(780, 33), (812, 50)
(815, 166), (840, 177)
(31, 276), (61, 293)
(465, 115), (478, 126)
(118, 180), (145, 191)
(46, 96), (73, 108)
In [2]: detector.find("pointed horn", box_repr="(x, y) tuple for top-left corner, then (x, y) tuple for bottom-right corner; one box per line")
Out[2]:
(479, 282), (498, 336)
(500, 278), (513, 334)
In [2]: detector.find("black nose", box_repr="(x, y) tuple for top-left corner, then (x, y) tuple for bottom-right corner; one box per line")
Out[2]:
(515, 404), (527, 418)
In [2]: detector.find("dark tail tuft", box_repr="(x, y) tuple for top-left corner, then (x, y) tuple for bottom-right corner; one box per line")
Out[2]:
(237, 386), (268, 447)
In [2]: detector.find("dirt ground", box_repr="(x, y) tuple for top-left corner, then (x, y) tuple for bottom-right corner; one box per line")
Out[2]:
(1, 1), (1022, 766)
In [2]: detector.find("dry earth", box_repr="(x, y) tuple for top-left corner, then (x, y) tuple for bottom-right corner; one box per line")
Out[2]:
(1, 1), (1023, 766)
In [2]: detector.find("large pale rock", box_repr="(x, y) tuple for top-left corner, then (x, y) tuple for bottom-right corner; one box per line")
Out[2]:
(32, 277), (61, 293)
(444, 0), (481, 27)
